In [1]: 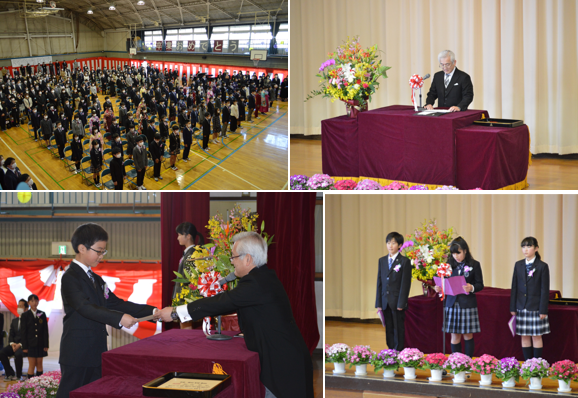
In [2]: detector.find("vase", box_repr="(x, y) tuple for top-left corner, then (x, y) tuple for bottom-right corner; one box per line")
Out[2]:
(355, 364), (367, 376)
(479, 374), (492, 386)
(453, 371), (466, 383)
(343, 99), (368, 118)
(502, 377), (516, 387)
(529, 377), (542, 390)
(558, 379), (572, 392)
(403, 367), (416, 380)
(383, 369), (396, 378)
(333, 362), (346, 374)
(430, 369), (443, 381)
(422, 280), (437, 297)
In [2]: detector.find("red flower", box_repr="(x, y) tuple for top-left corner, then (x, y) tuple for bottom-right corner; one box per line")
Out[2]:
(356, 79), (361, 85)
(223, 283), (228, 291)
(189, 283), (197, 290)
(362, 83), (369, 89)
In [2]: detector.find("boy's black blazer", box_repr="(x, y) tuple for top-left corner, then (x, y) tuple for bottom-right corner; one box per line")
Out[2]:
(425, 68), (474, 110)
(20, 309), (49, 351)
(9, 317), (23, 345)
(510, 259), (550, 314)
(59, 262), (155, 367)
(375, 254), (412, 311)
(444, 260), (484, 309)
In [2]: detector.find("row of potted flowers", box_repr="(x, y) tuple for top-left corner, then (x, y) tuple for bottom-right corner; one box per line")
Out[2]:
(326, 344), (576, 392)
(290, 174), (479, 190)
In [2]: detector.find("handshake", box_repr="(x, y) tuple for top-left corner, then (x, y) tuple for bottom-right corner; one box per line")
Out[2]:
(120, 307), (178, 328)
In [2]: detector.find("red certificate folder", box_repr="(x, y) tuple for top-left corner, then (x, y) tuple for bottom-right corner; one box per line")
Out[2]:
(433, 276), (469, 296)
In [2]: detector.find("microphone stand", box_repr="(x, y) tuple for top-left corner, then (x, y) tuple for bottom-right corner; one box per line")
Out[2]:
(206, 314), (232, 341)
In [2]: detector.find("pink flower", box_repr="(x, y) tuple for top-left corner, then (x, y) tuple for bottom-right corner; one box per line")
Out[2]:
(362, 83), (369, 89)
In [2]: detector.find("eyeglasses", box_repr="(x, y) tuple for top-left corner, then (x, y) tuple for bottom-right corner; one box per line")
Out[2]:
(229, 254), (245, 262)
(439, 62), (454, 69)
(89, 247), (108, 257)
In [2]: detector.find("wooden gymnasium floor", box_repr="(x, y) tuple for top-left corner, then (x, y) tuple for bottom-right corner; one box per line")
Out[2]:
(291, 138), (578, 190)
(325, 320), (564, 397)
(0, 93), (288, 191)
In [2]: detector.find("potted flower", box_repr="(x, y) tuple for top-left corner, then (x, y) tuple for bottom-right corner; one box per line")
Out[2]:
(306, 174), (336, 190)
(472, 354), (499, 386)
(290, 175), (309, 190)
(521, 357), (550, 390)
(397, 348), (424, 379)
(6, 370), (61, 397)
(326, 343), (351, 374)
(372, 349), (399, 378)
(346, 345), (375, 376)
(335, 179), (358, 190)
(549, 360), (578, 392)
(353, 179), (383, 190)
(495, 357), (521, 387)
(423, 353), (447, 381)
(445, 352), (472, 383)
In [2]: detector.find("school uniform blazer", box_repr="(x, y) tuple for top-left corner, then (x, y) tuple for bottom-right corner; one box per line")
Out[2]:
(375, 254), (412, 311)
(59, 262), (156, 367)
(20, 309), (49, 351)
(9, 317), (23, 345)
(510, 259), (550, 314)
(444, 260), (484, 309)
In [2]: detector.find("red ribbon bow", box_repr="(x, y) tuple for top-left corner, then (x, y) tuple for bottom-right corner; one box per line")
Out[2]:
(198, 271), (223, 297)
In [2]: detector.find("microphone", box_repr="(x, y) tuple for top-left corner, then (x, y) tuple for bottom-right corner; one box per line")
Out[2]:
(422, 74), (431, 80)
(219, 272), (237, 286)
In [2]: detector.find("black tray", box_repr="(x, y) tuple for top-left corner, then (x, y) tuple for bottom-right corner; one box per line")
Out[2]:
(143, 372), (232, 398)
(550, 297), (578, 306)
(473, 118), (523, 127)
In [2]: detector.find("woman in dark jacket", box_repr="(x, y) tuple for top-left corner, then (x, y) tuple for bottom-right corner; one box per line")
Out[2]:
(21, 294), (49, 379)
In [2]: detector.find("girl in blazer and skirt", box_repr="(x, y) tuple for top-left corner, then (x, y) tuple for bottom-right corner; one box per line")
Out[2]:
(510, 237), (550, 360)
(21, 294), (49, 379)
(435, 237), (484, 357)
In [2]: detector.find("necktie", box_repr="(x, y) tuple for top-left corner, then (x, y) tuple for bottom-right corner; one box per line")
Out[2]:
(388, 257), (393, 270)
(526, 261), (533, 273)
(87, 269), (97, 289)
(444, 74), (450, 88)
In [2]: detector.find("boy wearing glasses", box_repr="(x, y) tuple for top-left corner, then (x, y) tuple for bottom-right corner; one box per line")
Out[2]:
(56, 223), (160, 398)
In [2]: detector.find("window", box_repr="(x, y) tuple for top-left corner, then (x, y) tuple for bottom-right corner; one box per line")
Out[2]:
(276, 23), (288, 52)
(144, 30), (162, 49)
(213, 26), (229, 32)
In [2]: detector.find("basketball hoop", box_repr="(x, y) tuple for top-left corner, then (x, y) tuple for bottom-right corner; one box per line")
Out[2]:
(252, 59), (260, 67)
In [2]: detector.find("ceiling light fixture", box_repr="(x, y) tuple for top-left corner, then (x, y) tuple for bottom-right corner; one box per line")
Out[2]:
(87, 8), (93, 13)
(109, 3), (116, 10)
(137, 0), (145, 5)
(36, 0), (45, 3)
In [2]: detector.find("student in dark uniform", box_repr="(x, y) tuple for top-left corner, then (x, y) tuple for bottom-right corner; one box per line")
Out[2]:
(55, 223), (159, 398)
(21, 294), (49, 379)
(172, 222), (204, 313)
(54, 121), (67, 160)
(149, 133), (164, 182)
(202, 112), (211, 151)
(71, 134), (84, 174)
(90, 140), (103, 187)
(375, 232), (412, 351)
(169, 125), (181, 171)
(510, 237), (550, 360)
(109, 147), (125, 190)
(181, 120), (193, 162)
(435, 237), (484, 357)
(0, 299), (28, 381)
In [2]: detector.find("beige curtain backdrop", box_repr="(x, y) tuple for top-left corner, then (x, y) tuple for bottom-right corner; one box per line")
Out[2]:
(291, 0), (578, 154)
(325, 194), (578, 319)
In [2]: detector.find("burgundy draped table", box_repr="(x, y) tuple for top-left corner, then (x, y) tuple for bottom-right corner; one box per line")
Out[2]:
(404, 287), (578, 363)
(321, 106), (530, 189)
(71, 329), (264, 398)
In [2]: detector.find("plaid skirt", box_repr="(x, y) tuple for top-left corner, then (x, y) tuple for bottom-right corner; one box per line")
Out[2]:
(516, 309), (551, 336)
(443, 303), (481, 334)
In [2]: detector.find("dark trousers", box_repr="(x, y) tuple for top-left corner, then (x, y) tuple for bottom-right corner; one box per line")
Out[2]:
(182, 143), (190, 160)
(33, 126), (40, 139)
(58, 143), (65, 158)
(153, 159), (161, 177)
(0, 345), (23, 378)
(136, 168), (145, 186)
(114, 179), (123, 190)
(383, 305), (406, 351)
(55, 364), (101, 398)
(202, 131), (209, 149)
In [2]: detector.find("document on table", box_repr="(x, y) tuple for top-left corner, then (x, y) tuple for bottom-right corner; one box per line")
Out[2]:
(158, 378), (222, 391)
(417, 109), (452, 115)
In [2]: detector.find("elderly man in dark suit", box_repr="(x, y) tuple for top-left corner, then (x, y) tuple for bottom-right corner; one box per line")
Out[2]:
(0, 299), (28, 381)
(425, 50), (474, 112)
(158, 231), (314, 398)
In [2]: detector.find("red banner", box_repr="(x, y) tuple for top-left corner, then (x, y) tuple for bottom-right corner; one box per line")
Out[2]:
(165, 41), (172, 52)
(156, 41), (163, 51)
(213, 40), (223, 53)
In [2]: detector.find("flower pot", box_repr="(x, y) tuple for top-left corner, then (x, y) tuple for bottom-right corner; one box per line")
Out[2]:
(529, 377), (542, 390)
(558, 379), (572, 392)
(479, 374), (492, 386)
(333, 362), (346, 374)
(355, 364), (367, 376)
(422, 280), (437, 297)
(343, 99), (368, 118)
(383, 369), (396, 378)
(403, 367), (416, 380)
(430, 369), (443, 381)
(453, 371), (466, 383)
(502, 377), (516, 388)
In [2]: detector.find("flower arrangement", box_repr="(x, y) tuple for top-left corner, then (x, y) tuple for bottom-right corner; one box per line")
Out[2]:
(549, 360), (578, 384)
(423, 353), (448, 370)
(472, 354), (499, 375)
(401, 219), (455, 283)
(306, 174), (335, 190)
(383, 181), (408, 190)
(521, 358), (550, 380)
(371, 349), (400, 372)
(172, 204), (272, 306)
(346, 345), (375, 367)
(445, 353), (472, 374)
(290, 174), (308, 190)
(326, 343), (351, 363)
(435, 186), (459, 190)
(324, 344), (332, 363)
(397, 348), (424, 368)
(335, 179), (358, 190)
(0, 393), (20, 398)
(306, 36), (391, 109)
(409, 185), (429, 190)
(495, 357), (521, 383)
(353, 179), (383, 190)
(7, 370), (62, 398)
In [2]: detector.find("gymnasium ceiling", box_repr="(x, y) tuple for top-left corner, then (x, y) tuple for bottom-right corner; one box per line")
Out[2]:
(0, 0), (287, 32)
